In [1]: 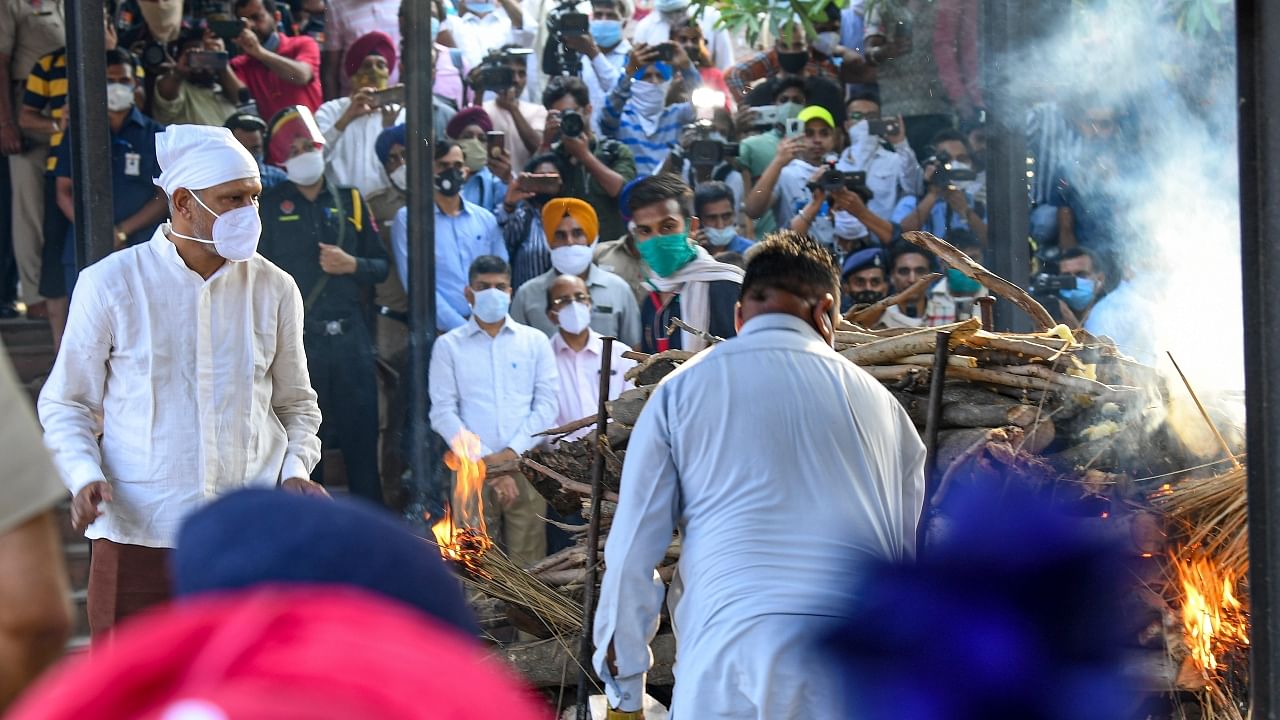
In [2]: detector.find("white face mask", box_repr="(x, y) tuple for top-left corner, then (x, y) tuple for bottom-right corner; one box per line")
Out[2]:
(631, 80), (670, 113)
(471, 287), (510, 323)
(556, 300), (592, 335)
(389, 165), (407, 191)
(703, 225), (737, 247)
(550, 244), (593, 276)
(139, 0), (184, 42)
(106, 83), (135, 112)
(169, 190), (263, 263)
(286, 150), (326, 186)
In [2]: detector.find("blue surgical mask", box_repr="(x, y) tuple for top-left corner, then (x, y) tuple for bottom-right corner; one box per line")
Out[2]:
(468, 1), (495, 14)
(1060, 276), (1096, 312)
(471, 287), (510, 323)
(591, 19), (623, 48)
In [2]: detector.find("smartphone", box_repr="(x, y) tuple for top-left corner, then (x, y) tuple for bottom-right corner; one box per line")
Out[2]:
(207, 18), (245, 40)
(516, 173), (562, 195)
(486, 130), (506, 151)
(559, 12), (589, 36)
(369, 84), (405, 106)
(868, 117), (901, 138)
(653, 43), (676, 62)
(187, 50), (228, 72)
(784, 117), (805, 138)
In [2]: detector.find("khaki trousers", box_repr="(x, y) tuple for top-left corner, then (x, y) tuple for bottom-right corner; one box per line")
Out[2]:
(478, 473), (547, 568)
(9, 137), (47, 306)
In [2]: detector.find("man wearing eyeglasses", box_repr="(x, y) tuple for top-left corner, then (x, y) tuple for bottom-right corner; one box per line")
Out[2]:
(835, 89), (921, 241)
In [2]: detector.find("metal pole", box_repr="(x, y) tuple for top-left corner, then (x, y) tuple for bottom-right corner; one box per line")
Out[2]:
(918, 330), (951, 555)
(980, 0), (1032, 332)
(406, 0), (437, 509)
(1238, 0), (1280, 714)
(578, 336), (615, 718)
(67, 0), (112, 267)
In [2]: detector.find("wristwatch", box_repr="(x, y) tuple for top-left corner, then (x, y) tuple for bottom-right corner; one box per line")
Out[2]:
(115, 227), (128, 245)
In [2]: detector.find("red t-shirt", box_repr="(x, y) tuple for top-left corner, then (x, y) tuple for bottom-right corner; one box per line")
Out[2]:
(230, 34), (323, 122)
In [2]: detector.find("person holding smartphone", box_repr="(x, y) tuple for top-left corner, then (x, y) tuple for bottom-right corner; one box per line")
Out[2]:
(154, 27), (245, 127)
(833, 89), (921, 242)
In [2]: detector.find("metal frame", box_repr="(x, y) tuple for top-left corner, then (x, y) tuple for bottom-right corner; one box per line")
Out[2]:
(67, 1), (112, 267)
(1237, 0), (1280, 714)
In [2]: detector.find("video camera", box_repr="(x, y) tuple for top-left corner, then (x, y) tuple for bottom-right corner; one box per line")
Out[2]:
(806, 156), (874, 203)
(1028, 247), (1076, 323)
(925, 149), (978, 189)
(471, 48), (534, 93)
(543, 0), (588, 78)
(670, 120), (738, 170)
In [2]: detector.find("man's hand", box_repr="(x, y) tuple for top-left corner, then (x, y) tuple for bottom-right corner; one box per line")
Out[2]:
(282, 476), (331, 497)
(560, 132), (590, 161)
(203, 32), (227, 53)
(542, 109), (562, 148)
(71, 481), (112, 533)
(625, 43), (658, 76)
(233, 26), (263, 58)
(830, 187), (866, 214)
(943, 186), (970, 213)
(562, 32), (599, 58)
(487, 474), (519, 508)
(482, 447), (520, 466)
(487, 145), (513, 183)
(503, 175), (536, 209)
(495, 87), (520, 113)
(886, 113), (907, 145)
(670, 41), (692, 71)
(775, 136), (806, 166)
(319, 243), (358, 274)
(0, 124), (22, 156)
(734, 106), (758, 133)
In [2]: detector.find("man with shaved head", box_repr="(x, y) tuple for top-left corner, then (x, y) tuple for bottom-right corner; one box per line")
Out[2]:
(38, 124), (324, 635)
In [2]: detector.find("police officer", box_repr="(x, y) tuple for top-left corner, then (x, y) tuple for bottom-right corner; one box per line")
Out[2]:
(258, 106), (390, 505)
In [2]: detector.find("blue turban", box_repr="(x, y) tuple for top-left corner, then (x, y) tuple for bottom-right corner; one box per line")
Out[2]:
(375, 123), (407, 166)
(172, 489), (477, 637)
(631, 61), (673, 82)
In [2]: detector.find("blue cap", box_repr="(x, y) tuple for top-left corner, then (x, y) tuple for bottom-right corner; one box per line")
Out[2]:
(842, 247), (886, 279)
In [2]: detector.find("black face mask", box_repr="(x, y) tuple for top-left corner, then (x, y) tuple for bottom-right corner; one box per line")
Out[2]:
(849, 290), (885, 306)
(435, 167), (464, 196)
(777, 51), (808, 74)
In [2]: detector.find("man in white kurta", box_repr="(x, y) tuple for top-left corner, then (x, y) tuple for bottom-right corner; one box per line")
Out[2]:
(593, 232), (926, 718)
(38, 125), (323, 635)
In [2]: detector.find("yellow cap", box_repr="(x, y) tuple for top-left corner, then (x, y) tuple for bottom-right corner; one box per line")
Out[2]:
(796, 105), (835, 128)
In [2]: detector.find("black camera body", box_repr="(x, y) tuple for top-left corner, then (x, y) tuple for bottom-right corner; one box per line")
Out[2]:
(472, 49), (532, 93)
(681, 121), (737, 168)
(926, 149), (978, 189)
(543, 0), (585, 78)
(1030, 273), (1078, 294)
(806, 159), (874, 203)
(560, 110), (586, 138)
(139, 41), (169, 68)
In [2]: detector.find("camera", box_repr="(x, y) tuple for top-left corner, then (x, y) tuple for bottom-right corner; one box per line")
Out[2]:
(543, 0), (586, 78)
(680, 120), (738, 168)
(471, 48), (532, 93)
(560, 109), (586, 138)
(139, 41), (169, 68)
(1030, 273), (1078, 294)
(806, 157), (874, 203)
(925, 149), (978, 189)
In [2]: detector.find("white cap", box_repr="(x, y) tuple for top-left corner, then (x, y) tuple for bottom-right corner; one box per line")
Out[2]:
(154, 125), (260, 198)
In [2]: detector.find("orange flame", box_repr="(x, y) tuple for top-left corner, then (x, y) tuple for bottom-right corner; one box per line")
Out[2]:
(1175, 549), (1249, 676)
(430, 430), (493, 566)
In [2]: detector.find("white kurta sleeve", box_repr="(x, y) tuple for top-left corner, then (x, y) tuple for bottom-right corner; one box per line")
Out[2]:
(37, 272), (113, 496)
(271, 281), (322, 482)
(896, 403), (927, 561)
(504, 334), (559, 454)
(592, 383), (680, 712)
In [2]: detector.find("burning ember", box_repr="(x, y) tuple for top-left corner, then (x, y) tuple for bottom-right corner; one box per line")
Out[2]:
(1174, 549), (1249, 677)
(430, 430), (493, 575)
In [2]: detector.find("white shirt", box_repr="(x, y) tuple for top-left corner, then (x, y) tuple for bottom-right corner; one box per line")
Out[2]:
(0, 337), (63, 534)
(550, 330), (636, 439)
(314, 97), (405, 201)
(483, 99), (548, 177)
(444, 11), (516, 71)
(633, 7), (735, 70)
(836, 138), (923, 236)
(592, 313), (925, 712)
(1084, 279), (1157, 365)
(38, 228), (322, 548)
(581, 40), (630, 130)
(773, 157), (835, 247)
(428, 315), (560, 456)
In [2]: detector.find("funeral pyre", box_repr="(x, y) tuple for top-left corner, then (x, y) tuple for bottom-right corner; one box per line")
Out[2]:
(426, 231), (1249, 716)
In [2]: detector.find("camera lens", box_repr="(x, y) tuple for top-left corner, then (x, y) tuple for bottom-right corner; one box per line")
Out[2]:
(560, 111), (585, 138)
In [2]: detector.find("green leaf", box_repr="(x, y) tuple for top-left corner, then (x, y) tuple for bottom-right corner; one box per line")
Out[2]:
(1205, 3), (1223, 32)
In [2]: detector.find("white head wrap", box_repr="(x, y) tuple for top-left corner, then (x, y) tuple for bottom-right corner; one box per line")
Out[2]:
(154, 125), (260, 198)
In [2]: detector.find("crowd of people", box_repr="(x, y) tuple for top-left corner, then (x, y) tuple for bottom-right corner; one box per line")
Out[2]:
(0, 0), (1156, 716)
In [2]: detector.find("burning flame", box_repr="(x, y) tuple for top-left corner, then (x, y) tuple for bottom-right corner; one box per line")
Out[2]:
(1175, 549), (1249, 676)
(430, 430), (493, 571)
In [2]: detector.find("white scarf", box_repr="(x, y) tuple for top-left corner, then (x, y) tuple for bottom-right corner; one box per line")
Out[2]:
(648, 246), (745, 350)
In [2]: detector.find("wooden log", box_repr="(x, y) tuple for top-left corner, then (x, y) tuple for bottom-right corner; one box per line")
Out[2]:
(624, 349), (697, 384)
(535, 415), (597, 438)
(894, 353), (979, 368)
(999, 363), (1136, 400)
(901, 231), (1056, 330)
(497, 633), (677, 688)
(605, 386), (652, 426)
(527, 546), (588, 575)
(862, 365), (925, 383)
(962, 331), (1071, 362)
(845, 272), (943, 325)
(841, 317), (981, 365)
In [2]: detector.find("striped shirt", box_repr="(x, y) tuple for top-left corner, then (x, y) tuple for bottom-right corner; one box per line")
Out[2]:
(600, 71), (698, 178)
(496, 200), (551, 291)
(24, 48), (144, 172)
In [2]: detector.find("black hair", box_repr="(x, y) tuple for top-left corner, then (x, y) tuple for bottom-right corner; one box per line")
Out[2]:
(626, 173), (693, 218)
(771, 77), (807, 104)
(1060, 246), (1103, 271)
(693, 181), (735, 216)
(888, 239), (934, 272)
(542, 76), (590, 111)
(714, 251), (746, 269)
(740, 230), (839, 306)
(468, 255), (510, 282)
(846, 87), (882, 108)
(105, 47), (135, 74)
(929, 128), (970, 152)
(524, 152), (563, 174)
(821, 1), (841, 23)
(236, 0), (277, 12)
(225, 112), (268, 133)
(435, 139), (458, 160)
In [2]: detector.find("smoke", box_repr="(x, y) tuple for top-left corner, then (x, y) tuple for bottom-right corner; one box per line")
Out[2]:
(998, 2), (1242, 393)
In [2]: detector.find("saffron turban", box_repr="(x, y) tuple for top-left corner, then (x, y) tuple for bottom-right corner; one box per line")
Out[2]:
(542, 197), (599, 244)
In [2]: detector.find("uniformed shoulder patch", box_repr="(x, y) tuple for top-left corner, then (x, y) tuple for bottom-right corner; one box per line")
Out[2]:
(280, 199), (295, 214)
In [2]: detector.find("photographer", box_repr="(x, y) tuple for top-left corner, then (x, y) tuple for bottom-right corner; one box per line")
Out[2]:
(735, 77), (809, 240)
(574, 0), (632, 119)
(314, 31), (403, 202)
(154, 26), (245, 126)
(477, 46), (546, 175)
(600, 41), (701, 177)
(633, 0), (734, 70)
(230, 0), (323, 121)
(671, 18), (731, 105)
(892, 128), (987, 243)
(834, 89), (921, 239)
(440, 0), (524, 71)
(1055, 247), (1108, 329)
(667, 117), (743, 207)
(540, 77), (635, 245)
(723, 14), (846, 101)
(743, 105), (843, 247)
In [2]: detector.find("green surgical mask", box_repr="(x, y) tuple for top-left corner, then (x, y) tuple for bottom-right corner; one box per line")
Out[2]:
(946, 267), (982, 295)
(637, 225), (697, 277)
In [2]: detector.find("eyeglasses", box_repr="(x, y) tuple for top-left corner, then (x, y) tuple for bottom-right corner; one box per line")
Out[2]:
(550, 293), (590, 308)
